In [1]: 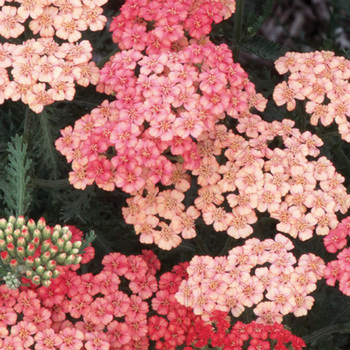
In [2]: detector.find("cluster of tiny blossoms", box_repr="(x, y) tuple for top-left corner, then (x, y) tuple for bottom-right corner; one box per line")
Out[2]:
(120, 116), (350, 250)
(0, 38), (100, 113)
(323, 216), (350, 296)
(0, 247), (305, 350)
(273, 50), (350, 142)
(176, 234), (325, 325)
(0, 0), (107, 41)
(0, 0), (107, 113)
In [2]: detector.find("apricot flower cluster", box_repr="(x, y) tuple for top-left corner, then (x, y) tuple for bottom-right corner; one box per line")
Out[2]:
(273, 50), (350, 142)
(0, 0), (107, 41)
(0, 38), (100, 113)
(0, 216), (92, 289)
(176, 234), (325, 325)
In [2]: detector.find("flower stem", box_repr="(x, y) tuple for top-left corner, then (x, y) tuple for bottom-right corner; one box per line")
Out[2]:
(233, 0), (245, 60)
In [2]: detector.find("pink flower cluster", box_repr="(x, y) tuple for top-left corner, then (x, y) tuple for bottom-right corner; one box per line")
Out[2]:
(176, 234), (325, 324)
(110, 0), (236, 49)
(0, 39), (99, 113)
(0, 246), (306, 350)
(323, 216), (350, 296)
(273, 50), (350, 142)
(0, 0), (107, 41)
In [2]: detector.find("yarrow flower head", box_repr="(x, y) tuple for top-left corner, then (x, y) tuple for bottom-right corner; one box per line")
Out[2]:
(273, 50), (350, 142)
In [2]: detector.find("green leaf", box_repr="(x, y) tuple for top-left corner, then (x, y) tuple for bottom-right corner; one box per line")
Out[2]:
(0, 135), (32, 217)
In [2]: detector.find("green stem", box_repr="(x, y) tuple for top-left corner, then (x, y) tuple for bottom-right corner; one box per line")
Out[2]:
(32, 178), (70, 189)
(233, 0), (245, 60)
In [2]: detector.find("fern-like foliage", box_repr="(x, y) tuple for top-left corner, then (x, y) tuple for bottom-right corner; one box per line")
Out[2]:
(31, 110), (61, 179)
(0, 135), (32, 217)
(237, 35), (287, 62)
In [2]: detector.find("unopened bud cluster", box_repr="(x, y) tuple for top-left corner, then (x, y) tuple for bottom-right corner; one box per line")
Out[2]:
(0, 216), (84, 289)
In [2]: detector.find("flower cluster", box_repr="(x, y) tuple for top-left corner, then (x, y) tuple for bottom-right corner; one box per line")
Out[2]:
(323, 216), (350, 296)
(0, 0), (107, 41)
(0, 216), (93, 288)
(120, 115), (350, 250)
(0, 39), (100, 113)
(176, 234), (325, 325)
(273, 50), (350, 142)
(0, 248), (305, 350)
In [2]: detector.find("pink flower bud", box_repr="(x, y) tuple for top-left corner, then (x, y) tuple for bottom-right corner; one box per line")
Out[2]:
(37, 217), (46, 231)
(17, 236), (26, 247)
(15, 216), (25, 229)
(21, 227), (29, 240)
(0, 218), (7, 230)
(32, 275), (41, 285)
(40, 251), (51, 264)
(16, 246), (26, 259)
(1, 251), (10, 264)
(26, 243), (37, 256)
(27, 219), (36, 232)
(9, 258), (18, 269)
(47, 260), (57, 270)
(25, 256), (34, 267)
(42, 226), (52, 240)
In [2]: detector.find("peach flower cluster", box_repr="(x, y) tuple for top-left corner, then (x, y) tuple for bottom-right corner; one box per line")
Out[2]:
(0, 39), (99, 113)
(120, 115), (350, 250)
(176, 234), (326, 325)
(0, 0), (107, 41)
(273, 50), (350, 142)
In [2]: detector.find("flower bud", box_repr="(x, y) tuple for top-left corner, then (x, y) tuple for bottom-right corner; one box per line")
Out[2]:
(6, 234), (14, 245)
(51, 229), (61, 244)
(42, 270), (53, 280)
(34, 257), (42, 267)
(27, 219), (36, 232)
(9, 258), (18, 269)
(56, 238), (65, 251)
(25, 256), (34, 267)
(16, 246), (26, 259)
(26, 269), (34, 279)
(26, 243), (37, 256)
(36, 266), (45, 275)
(49, 245), (58, 256)
(64, 255), (75, 265)
(5, 224), (13, 235)
(17, 236), (26, 248)
(37, 218), (46, 231)
(13, 229), (21, 240)
(41, 239), (51, 252)
(40, 251), (51, 264)
(15, 216), (25, 229)
(47, 260), (57, 270)
(0, 239), (6, 250)
(7, 243), (16, 257)
(73, 241), (82, 249)
(32, 275), (41, 285)
(42, 279), (51, 287)
(1, 251), (10, 264)
(64, 241), (73, 253)
(0, 218), (7, 230)
(31, 237), (40, 248)
(8, 216), (16, 225)
(20, 227), (29, 241)
(73, 256), (82, 265)
(52, 270), (60, 279)
(42, 226), (52, 240)
(0, 230), (4, 240)
(70, 248), (79, 255)
(56, 253), (67, 264)
(62, 231), (72, 241)
(32, 229), (42, 242)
